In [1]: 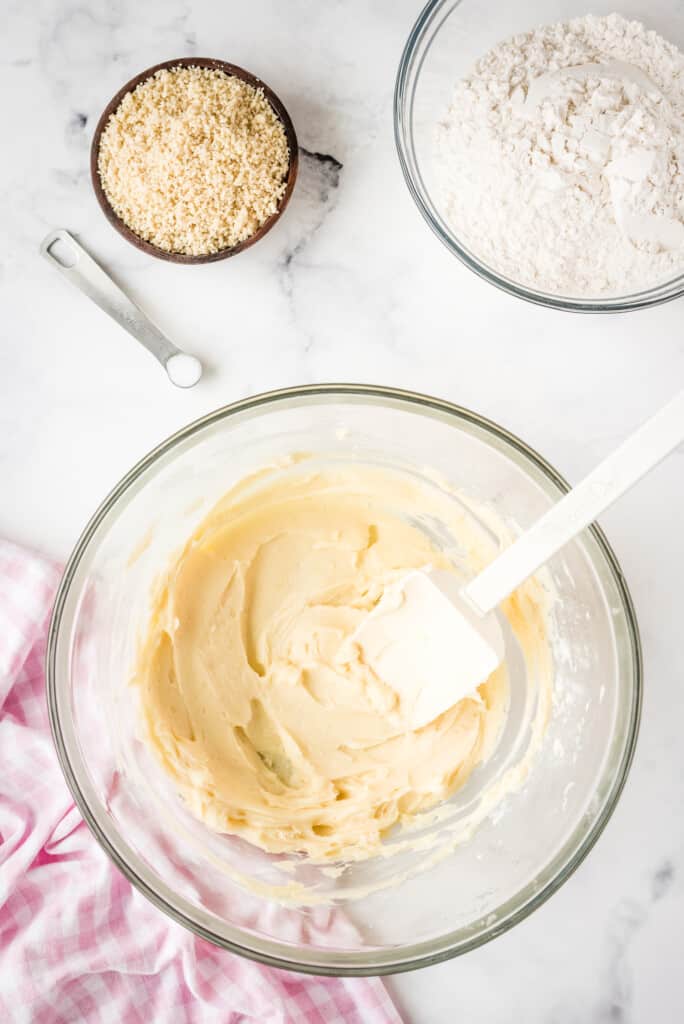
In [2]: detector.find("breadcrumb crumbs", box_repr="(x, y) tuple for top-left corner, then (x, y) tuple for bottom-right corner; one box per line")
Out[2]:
(97, 66), (291, 256)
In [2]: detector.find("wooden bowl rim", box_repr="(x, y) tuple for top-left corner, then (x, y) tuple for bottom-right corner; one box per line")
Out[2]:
(90, 57), (299, 264)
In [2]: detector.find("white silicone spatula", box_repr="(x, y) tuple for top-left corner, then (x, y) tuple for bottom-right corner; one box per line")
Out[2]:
(354, 389), (684, 729)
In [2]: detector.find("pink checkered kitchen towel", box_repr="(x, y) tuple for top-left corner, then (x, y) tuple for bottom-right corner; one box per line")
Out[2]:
(0, 539), (404, 1024)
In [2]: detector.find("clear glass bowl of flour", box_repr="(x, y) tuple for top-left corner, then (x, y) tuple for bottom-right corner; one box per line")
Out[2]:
(47, 386), (641, 973)
(395, 0), (684, 311)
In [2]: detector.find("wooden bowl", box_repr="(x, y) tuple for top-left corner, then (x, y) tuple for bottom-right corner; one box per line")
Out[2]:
(90, 57), (299, 264)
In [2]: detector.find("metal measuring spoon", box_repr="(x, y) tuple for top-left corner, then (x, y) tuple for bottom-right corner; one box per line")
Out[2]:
(40, 229), (202, 388)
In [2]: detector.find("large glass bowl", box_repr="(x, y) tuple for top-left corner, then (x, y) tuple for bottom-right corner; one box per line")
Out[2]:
(47, 385), (641, 974)
(394, 0), (684, 312)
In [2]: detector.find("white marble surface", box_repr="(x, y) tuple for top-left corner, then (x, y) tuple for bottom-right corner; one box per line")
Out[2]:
(1, 1), (683, 1021)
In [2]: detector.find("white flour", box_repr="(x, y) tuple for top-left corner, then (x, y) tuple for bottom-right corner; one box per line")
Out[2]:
(436, 14), (684, 297)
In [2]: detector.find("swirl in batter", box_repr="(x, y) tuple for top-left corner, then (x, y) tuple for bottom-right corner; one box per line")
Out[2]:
(135, 463), (549, 862)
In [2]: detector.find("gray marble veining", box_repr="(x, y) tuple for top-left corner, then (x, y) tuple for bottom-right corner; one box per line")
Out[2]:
(1, 2), (683, 1022)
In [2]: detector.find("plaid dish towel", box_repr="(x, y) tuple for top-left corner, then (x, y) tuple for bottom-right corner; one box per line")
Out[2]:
(0, 539), (403, 1024)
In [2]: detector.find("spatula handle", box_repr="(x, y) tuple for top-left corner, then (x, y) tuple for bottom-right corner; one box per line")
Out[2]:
(463, 389), (684, 616)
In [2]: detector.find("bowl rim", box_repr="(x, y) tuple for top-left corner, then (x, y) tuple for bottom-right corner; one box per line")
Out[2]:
(90, 57), (299, 264)
(46, 383), (642, 975)
(394, 0), (684, 313)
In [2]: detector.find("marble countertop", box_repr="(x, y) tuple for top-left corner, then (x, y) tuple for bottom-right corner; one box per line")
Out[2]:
(2, 1), (683, 1020)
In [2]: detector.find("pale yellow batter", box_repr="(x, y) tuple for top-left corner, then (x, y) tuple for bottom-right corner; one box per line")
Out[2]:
(135, 463), (548, 863)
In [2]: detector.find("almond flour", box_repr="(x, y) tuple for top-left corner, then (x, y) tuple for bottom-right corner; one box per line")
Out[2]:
(98, 66), (290, 256)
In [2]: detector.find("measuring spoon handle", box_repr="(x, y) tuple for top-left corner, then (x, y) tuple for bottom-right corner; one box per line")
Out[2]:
(41, 229), (202, 388)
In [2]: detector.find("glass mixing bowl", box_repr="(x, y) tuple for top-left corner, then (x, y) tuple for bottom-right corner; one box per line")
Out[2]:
(47, 385), (641, 974)
(394, 0), (684, 312)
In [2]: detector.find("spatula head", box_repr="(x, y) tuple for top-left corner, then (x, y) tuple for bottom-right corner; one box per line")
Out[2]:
(352, 570), (504, 730)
